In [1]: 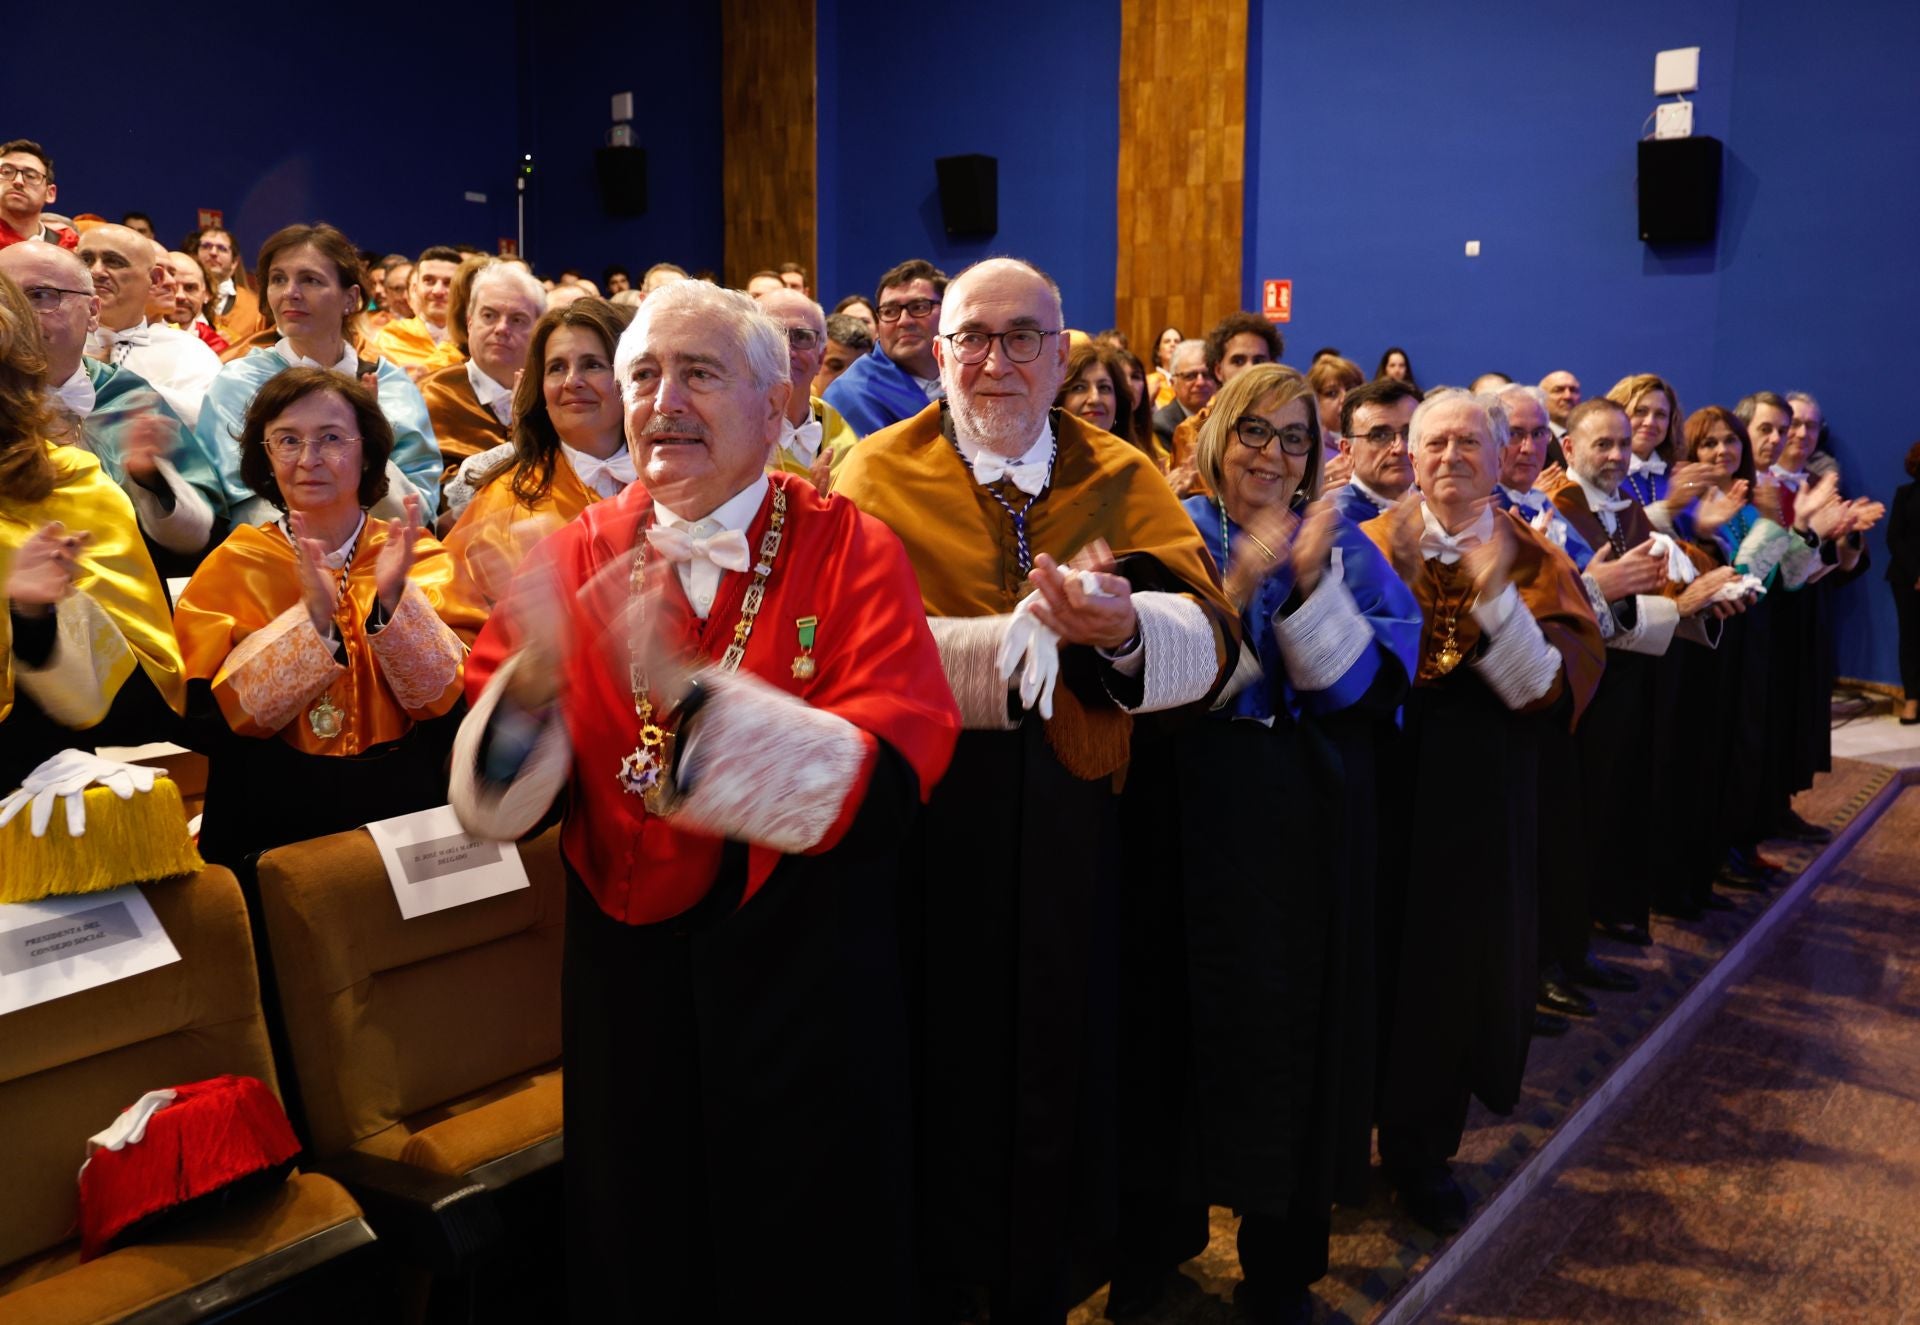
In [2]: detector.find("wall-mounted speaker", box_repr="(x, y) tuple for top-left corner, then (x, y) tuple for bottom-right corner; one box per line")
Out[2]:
(1637, 136), (1721, 244)
(596, 146), (649, 218)
(935, 154), (998, 239)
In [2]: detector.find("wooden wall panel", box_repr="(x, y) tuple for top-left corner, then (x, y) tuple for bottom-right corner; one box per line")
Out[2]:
(1115, 0), (1247, 356)
(721, 0), (816, 288)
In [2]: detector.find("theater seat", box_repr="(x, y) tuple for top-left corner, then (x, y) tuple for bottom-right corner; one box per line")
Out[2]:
(252, 825), (564, 1267)
(0, 866), (374, 1321)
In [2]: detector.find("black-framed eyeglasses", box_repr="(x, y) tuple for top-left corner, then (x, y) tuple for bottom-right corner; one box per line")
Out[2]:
(941, 328), (1060, 365)
(1508, 425), (1554, 446)
(0, 163), (48, 186)
(876, 298), (940, 322)
(1353, 424), (1412, 448)
(22, 285), (92, 310)
(1232, 416), (1314, 456)
(785, 327), (822, 349)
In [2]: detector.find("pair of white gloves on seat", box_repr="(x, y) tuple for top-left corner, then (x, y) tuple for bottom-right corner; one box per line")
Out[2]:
(0, 749), (159, 838)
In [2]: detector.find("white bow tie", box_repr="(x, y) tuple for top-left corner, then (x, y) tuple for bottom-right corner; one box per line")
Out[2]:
(1590, 489), (1634, 514)
(782, 416), (824, 462)
(971, 448), (1050, 496)
(94, 323), (152, 364)
(646, 522), (752, 572)
(51, 368), (97, 419)
(1771, 467), (1808, 491)
(566, 446), (636, 499)
(1503, 486), (1548, 513)
(1419, 524), (1486, 566)
(1630, 451), (1668, 476)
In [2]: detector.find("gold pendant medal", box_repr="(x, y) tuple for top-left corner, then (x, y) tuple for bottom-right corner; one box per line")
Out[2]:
(791, 615), (818, 680)
(308, 694), (344, 739)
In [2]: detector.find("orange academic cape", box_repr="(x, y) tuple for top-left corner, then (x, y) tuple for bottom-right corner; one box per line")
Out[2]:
(1361, 506), (1605, 724)
(464, 471), (961, 925)
(174, 518), (487, 755)
(419, 363), (511, 488)
(439, 452), (603, 636)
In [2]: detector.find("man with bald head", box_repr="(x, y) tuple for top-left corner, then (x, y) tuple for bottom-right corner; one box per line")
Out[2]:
(417, 260), (547, 489)
(837, 257), (1236, 1320)
(0, 241), (226, 562)
(756, 287), (860, 490)
(75, 223), (222, 427)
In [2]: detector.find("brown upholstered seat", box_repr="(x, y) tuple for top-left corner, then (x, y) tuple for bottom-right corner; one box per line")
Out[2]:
(0, 867), (372, 1321)
(253, 825), (564, 1173)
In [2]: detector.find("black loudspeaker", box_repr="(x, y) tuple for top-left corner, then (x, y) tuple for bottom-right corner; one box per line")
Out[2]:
(1638, 136), (1722, 244)
(596, 146), (649, 218)
(935, 154), (998, 239)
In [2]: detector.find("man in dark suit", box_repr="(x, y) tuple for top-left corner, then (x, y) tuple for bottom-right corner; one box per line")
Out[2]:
(1152, 338), (1214, 451)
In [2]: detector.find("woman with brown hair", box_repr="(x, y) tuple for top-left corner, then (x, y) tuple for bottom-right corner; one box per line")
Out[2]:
(1055, 338), (1165, 467)
(175, 368), (482, 863)
(1, 272), (185, 787)
(194, 222), (443, 530)
(442, 299), (635, 625)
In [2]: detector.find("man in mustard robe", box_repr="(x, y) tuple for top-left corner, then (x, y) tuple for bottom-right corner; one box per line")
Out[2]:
(372, 246), (464, 375)
(836, 257), (1237, 1322)
(419, 261), (545, 495)
(757, 288), (860, 490)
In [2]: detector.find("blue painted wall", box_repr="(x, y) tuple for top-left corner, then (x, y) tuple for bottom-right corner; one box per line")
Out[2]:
(1246, 0), (1918, 684)
(815, 0), (1121, 329)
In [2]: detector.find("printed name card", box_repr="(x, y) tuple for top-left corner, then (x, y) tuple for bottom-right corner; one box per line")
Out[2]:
(0, 887), (181, 1016)
(364, 805), (531, 919)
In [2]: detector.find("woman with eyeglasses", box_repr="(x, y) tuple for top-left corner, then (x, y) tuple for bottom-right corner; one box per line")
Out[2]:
(194, 223), (443, 532)
(174, 368), (484, 864)
(1111, 363), (1419, 1321)
(442, 300), (637, 630)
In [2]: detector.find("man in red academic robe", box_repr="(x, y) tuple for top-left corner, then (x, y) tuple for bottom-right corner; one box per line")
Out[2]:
(449, 280), (960, 1321)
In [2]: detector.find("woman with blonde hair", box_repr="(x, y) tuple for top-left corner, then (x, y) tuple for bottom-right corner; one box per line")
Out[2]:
(1114, 364), (1420, 1321)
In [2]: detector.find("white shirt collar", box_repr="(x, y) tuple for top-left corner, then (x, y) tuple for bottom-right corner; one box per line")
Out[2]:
(1573, 469), (1633, 523)
(1348, 475), (1401, 511)
(426, 317), (448, 344)
(911, 372), (944, 401)
(50, 364), (97, 419)
(275, 336), (358, 374)
(466, 359), (515, 425)
(1418, 501), (1496, 565)
(653, 474), (771, 536)
(276, 511), (367, 567)
(218, 277), (236, 298)
(559, 441), (636, 499)
(952, 417), (1053, 469)
(1769, 464), (1809, 490)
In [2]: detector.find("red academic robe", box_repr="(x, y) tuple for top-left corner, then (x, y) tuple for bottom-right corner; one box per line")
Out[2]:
(464, 470), (960, 926)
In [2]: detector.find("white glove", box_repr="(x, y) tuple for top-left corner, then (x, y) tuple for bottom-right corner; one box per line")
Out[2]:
(0, 748), (160, 838)
(1646, 532), (1699, 585)
(1711, 572), (1766, 604)
(994, 569), (1114, 720)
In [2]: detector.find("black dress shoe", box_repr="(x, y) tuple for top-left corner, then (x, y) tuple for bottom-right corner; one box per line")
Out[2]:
(1569, 960), (1640, 993)
(1395, 1170), (1469, 1236)
(1533, 1009), (1571, 1036)
(1652, 894), (1703, 922)
(1701, 892), (1738, 911)
(1594, 920), (1653, 947)
(1771, 810), (1832, 844)
(1232, 1279), (1314, 1325)
(1718, 864), (1771, 892)
(1539, 978), (1596, 1017)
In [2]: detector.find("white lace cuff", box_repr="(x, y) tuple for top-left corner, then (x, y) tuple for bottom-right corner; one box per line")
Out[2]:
(450, 654), (572, 841)
(217, 604), (345, 734)
(1129, 591), (1218, 713)
(1468, 583), (1560, 710)
(928, 615), (1019, 731)
(1579, 574), (1618, 640)
(1272, 566), (1370, 693)
(368, 582), (464, 713)
(670, 669), (870, 853)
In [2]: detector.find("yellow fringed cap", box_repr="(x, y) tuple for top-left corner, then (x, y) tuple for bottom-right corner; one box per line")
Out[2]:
(0, 777), (203, 904)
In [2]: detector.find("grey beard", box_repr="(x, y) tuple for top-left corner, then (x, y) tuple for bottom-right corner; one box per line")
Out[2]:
(949, 391), (1047, 458)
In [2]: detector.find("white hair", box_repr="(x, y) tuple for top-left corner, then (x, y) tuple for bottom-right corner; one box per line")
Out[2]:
(613, 279), (789, 396)
(1410, 390), (1510, 452)
(1496, 383), (1550, 419)
(468, 260), (548, 313)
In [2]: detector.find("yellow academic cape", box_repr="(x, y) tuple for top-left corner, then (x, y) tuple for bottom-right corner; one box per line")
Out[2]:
(420, 362), (511, 490)
(439, 451), (603, 638)
(174, 519), (486, 756)
(0, 445), (186, 725)
(372, 317), (466, 374)
(213, 285), (264, 346)
(767, 397), (862, 487)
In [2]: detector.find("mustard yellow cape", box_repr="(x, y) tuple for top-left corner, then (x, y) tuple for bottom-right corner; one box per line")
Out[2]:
(439, 451), (603, 640)
(1, 444), (186, 726)
(372, 316), (466, 373)
(767, 398), (863, 487)
(420, 362), (512, 490)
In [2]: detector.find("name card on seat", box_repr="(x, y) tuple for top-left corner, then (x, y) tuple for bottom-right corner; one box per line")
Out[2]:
(0, 886), (180, 1015)
(365, 805), (531, 920)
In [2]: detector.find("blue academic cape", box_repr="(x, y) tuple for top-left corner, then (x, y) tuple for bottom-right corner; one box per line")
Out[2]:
(821, 342), (934, 438)
(194, 345), (443, 526)
(1185, 494), (1421, 724)
(80, 358), (230, 524)
(1328, 481), (1391, 527)
(1493, 485), (1597, 569)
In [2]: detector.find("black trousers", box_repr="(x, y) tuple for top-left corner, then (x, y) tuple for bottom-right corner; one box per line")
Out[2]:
(1895, 582), (1920, 700)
